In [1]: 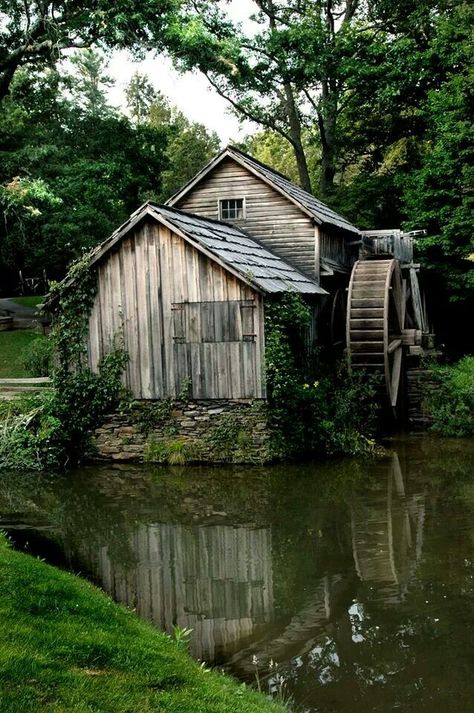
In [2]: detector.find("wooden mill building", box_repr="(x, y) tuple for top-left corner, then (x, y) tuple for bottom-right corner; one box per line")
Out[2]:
(77, 144), (429, 460)
(87, 201), (324, 401)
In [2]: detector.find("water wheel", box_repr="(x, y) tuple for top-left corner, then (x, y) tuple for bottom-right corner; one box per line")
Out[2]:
(346, 259), (420, 410)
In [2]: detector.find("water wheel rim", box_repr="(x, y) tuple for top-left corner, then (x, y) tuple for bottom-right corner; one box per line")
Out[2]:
(346, 258), (404, 410)
(384, 260), (404, 408)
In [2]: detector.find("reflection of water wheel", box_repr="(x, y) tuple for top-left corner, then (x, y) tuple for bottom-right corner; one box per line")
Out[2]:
(346, 259), (423, 410)
(350, 454), (415, 603)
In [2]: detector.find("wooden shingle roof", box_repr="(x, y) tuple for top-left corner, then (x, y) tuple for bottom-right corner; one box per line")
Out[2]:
(90, 203), (327, 296)
(167, 145), (360, 236)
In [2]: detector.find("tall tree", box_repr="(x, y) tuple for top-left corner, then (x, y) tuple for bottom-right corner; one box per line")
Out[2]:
(174, 0), (366, 195)
(70, 49), (114, 117)
(126, 71), (159, 125)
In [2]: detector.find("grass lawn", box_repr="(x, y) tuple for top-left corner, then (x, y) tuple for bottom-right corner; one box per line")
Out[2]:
(0, 330), (44, 378)
(10, 296), (44, 310)
(0, 535), (284, 713)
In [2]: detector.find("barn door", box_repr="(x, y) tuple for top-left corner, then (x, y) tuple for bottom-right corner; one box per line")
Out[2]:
(171, 300), (258, 399)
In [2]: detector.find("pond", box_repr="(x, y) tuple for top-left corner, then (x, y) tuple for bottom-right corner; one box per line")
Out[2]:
(1, 435), (473, 712)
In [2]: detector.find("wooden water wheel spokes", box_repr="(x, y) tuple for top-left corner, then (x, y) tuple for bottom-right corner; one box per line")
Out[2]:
(347, 259), (406, 409)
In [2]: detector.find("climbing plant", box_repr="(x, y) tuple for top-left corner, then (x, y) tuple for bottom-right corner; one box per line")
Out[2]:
(0, 251), (128, 469)
(264, 292), (377, 458)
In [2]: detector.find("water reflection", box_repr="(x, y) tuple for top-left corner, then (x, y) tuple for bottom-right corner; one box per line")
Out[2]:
(350, 453), (425, 604)
(1, 436), (474, 712)
(94, 523), (273, 660)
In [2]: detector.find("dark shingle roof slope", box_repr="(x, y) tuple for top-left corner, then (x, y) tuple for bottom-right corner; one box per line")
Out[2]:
(91, 203), (327, 295)
(229, 147), (359, 235)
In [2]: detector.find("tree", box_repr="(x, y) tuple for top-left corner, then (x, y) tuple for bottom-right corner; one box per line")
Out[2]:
(70, 49), (115, 117)
(0, 66), (169, 288)
(125, 79), (220, 201)
(126, 71), (159, 125)
(0, 0), (179, 102)
(173, 0), (367, 195)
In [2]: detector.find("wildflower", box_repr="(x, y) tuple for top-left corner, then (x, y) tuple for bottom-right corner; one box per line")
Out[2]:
(303, 383), (309, 389)
(252, 655), (259, 666)
(313, 380), (320, 388)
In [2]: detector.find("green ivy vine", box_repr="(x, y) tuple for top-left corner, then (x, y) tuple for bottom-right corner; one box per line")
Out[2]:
(264, 292), (377, 458)
(0, 250), (129, 469)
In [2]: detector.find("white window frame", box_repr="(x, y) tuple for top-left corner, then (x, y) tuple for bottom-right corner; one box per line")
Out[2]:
(218, 197), (246, 221)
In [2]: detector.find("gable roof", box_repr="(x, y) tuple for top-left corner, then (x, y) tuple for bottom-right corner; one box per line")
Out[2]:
(89, 203), (327, 295)
(166, 145), (360, 236)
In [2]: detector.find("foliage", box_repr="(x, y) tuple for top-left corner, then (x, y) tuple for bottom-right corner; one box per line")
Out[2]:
(0, 534), (285, 713)
(145, 437), (196, 465)
(0, 61), (220, 291)
(0, 253), (128, 469)
(20, 335), (53, 377)
(124, 399), (176, 437)
(425, 356), (474, 437)
(203, 407), (265, 463)
(0, 0), (179, 101)
(264, 293), (377, 458)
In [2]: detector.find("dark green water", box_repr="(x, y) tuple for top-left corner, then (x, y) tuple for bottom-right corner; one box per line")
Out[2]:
(1, 435), (473, 712)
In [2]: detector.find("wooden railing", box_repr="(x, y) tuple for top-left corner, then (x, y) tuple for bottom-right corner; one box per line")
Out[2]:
(361, 230), (415, 263)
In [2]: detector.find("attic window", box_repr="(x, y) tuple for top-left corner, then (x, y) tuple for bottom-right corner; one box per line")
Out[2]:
(219, 198), (244, 220)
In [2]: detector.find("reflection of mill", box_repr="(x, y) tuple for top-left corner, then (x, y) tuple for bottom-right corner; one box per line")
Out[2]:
(351, 453), (426, 603)
(94, 523), (273, 661)
(71, 452), (426, 673)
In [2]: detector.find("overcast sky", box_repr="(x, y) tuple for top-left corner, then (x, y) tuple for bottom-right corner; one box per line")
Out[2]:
(107, 0), (258, 145)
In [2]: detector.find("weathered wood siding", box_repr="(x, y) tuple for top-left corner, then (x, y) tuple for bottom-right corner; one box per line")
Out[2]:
(175, 157), (318, 277)
(88, 219), (265, 399)
(320, 227), (355, 271)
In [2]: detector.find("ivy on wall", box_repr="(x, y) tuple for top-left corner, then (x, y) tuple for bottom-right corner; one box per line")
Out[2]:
(264, 292), (377, 458)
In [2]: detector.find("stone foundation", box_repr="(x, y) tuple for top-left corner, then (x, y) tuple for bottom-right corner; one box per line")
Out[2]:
(92, 399), (271, 464)
(406, 368), (438, 429)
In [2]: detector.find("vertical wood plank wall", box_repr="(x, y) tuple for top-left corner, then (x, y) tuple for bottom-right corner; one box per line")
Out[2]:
(87, 220), (265, 400)
(175, 158), (318, 277)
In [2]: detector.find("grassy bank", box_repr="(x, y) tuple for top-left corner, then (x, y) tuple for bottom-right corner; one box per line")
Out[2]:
(0, 330), (41, 378)
(10, 296), (44, 310)
(426, 356), (474, 436)
(0, 535), (284, 713)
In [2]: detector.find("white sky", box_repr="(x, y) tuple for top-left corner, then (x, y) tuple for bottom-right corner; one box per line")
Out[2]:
(107, 0), (259, 144)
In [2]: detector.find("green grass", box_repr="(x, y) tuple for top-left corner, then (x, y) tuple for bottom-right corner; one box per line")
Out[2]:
(10, 296), (44, 310)
(0, 330), (46, 378)
(0, 535), (284, 713)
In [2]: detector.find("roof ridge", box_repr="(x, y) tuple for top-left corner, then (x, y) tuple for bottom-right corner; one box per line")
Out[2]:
(226, 145), (292, 182)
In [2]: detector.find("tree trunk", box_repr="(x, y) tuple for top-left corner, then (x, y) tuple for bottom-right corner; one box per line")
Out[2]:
(283, 83), (313, 193)
(317, 81), (338, 197)
(0, 59), (21, 103)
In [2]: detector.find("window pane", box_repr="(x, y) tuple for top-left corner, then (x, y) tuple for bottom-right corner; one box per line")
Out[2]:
(220, 199), (243, 220)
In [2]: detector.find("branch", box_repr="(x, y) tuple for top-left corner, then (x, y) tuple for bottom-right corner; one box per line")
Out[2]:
(203, 71), (294, 144)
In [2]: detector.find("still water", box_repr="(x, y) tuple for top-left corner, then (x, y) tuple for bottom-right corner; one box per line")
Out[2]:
(1, 436), (473, 712)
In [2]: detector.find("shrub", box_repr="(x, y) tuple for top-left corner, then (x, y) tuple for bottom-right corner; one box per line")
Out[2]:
(21, 335), (54, 377)
(426, 356), (474, 436)
(264, 293), (377, 459)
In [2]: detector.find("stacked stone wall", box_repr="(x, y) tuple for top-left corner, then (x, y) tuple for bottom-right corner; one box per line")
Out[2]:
(92, 399), (271, 464)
